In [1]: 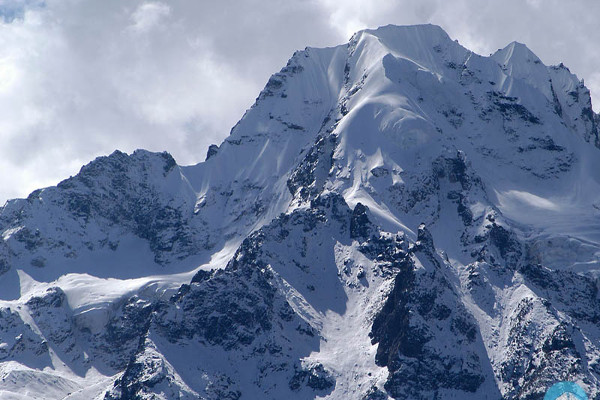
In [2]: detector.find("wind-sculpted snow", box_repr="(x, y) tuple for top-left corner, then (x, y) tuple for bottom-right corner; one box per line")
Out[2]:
(2, 23), (600, 399)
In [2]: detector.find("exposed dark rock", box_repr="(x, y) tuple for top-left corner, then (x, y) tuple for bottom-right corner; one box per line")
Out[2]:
(156, 262), (276, 349)
(499, 297), (584, 399)
(433, 152), (470, 190)
(255, 53), (304, 102)
(206, 144), (219, 160)
(518, 136), (565, 153)
(0, 307), (51, 367)
(350, 203), (372, 239)
(520, 263), (600, 324)
(488, 91), (541, 124)
(361, 386), (388, 400)
(472, 221), (523, 269)
(289, 362), (335, 392)
(370, 260), (417, 366)
(0, 240), (11, 276)
(26, 287), (66, 310)
(370, 166), (389, 177)
(370, 227), (486, 398)
(488, 223), (522, 268)
(287, 134), (336, 201)
(415, 223), (435, 252)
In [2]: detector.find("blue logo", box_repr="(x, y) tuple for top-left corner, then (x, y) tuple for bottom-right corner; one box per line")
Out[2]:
(544, 381), (588, 400)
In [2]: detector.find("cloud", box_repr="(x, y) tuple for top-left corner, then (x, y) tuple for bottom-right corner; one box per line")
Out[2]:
(0, 0), (44, 22)
(130, 2), (170, 32)
(0, 0), (598, 203)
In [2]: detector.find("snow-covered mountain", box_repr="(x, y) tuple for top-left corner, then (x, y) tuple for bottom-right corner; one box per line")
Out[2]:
(1, 24), (600, 399)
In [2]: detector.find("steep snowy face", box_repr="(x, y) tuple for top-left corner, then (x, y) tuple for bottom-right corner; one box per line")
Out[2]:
(327, 25), (600, 235)
(0, 150), (201, 285)
(1, 24), (600, 400)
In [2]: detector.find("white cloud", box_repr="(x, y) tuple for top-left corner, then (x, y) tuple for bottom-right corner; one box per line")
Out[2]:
(589, 72), (600, 111)
(0, 0), (598, 203)
(130, 2), (170, 32)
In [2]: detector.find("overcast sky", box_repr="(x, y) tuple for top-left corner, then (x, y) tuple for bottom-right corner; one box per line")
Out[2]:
(0, 0), (598, 203)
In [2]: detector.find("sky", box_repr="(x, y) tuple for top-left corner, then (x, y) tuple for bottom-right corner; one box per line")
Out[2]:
(0, 0), (598, 203)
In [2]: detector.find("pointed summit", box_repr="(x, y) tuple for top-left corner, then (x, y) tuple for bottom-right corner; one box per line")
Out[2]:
(349, 24), (467, 76)
(493, 41), (543, 66)
(359, 23), (452, 44)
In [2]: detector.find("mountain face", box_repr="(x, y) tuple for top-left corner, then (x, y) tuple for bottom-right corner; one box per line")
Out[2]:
(1, 24), (600, 400)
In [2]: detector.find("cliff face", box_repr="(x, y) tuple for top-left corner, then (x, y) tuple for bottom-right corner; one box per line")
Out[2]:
(1, 24), (599, 400)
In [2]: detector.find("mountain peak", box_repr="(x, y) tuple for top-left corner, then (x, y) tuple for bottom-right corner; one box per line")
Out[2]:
(493, 40), (544, 67)
(2, 23), (600, 400)
(358, 23), (451, 43)
(350, 23), (464, 72)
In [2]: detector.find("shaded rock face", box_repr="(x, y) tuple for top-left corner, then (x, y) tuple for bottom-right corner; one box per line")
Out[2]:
(287, 134), (337, 201)
(0, 286), (160, 392)
(156, 253), (284, 351)
(51, 151), (196, 264)
(0, 150), (202, 270)
(90, 297), (155, 370)
(370, 226), (487, 399)
(0, 240), (10, 276)
(504, 263), (600, 399)
(205, 144), (219, 161)
(289, 362), (336, 392)
(350, 203), (372, 239)
(384, 152), (490, 231)
(106, 194), (354, 399)
(499, 298), (582, 400)
(0, 307), (51, 367)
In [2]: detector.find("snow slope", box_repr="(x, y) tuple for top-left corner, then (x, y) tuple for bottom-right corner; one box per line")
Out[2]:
(1, 24), (600, 399)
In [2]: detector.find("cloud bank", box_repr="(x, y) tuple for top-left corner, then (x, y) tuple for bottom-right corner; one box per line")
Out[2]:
(0, 0), (598, 202)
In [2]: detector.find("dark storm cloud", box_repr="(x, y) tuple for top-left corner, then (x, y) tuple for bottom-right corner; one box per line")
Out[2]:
(0, 0), (598, 202)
